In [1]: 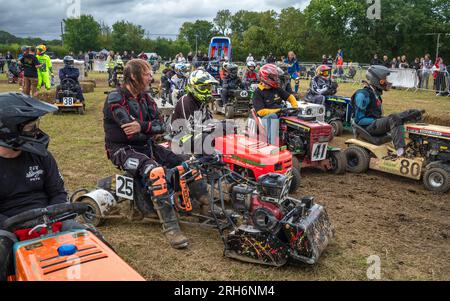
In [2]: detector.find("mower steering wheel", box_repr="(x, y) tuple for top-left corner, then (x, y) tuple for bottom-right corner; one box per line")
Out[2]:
(279, 108), (298, 116)
(2, 203), (89, 232)
(61, 77), (77, 90)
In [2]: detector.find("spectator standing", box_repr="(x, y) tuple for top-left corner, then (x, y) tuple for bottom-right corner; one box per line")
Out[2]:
(399, 55), (409, 69)
(284, 51), (301, 93)
(421, 54), (433, 90)
(411, 57), (422, 88)
(267, 53), (276, 64)
(433, 57), (447, 96)
(88, 50), (95, 71)
(371, 54), (382, 66)
(391, 58), (398, 69)
(0, 53), (5, 74)
(322, 54), (327, 65)
(187, 52), (193, 63)
(382, 55), (390, 68)
(246, 53), (254, 63)
(19, 46), (41, 96)
(5, 51), (13, 70)
(327, 55), (334, 68)
(335, 54), (344, 76)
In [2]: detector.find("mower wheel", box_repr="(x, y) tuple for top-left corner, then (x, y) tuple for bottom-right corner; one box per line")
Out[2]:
(345, 146), (370, 173)
(330, 120), (344, 137)
(423, 166), (450, 193)
(78, 198), (104, 227)
(77, 106), (85, 115)
(225, 105), (235, 119)
(289, 167), (301, 193)
(292, 156), (301, 172)
(329, 151), (347, 174)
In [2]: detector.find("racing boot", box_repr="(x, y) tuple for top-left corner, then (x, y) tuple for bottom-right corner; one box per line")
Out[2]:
(147, 167), (189, 249)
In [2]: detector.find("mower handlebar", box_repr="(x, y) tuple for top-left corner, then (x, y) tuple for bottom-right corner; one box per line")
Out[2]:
(2, 203), (89, 232)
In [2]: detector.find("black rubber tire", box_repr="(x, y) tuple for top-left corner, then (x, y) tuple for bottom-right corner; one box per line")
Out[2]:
(330, 120), (344, 137)
(423, 166), (450, 193)
(345, 146), (370, 173)
(289, 167), (301, 193)
(225, 105), (235, 119)
(292, 156), (301, 172)
(329, 150), (347, 174)
(78, 198), (104, 227)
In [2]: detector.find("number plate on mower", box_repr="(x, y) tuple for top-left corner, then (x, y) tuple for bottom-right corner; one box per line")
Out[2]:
(311, 142), (328, 162)
(63, 97), (74, 106)
(116, 175), (134, 200)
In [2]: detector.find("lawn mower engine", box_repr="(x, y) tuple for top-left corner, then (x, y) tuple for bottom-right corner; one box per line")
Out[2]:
(281, 116), (333, 160)
(225, 173), (333, 266)
(406, 124), (450, 163)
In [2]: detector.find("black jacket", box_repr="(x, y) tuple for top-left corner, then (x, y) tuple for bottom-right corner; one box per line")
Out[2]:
(0, 151), (67, 225)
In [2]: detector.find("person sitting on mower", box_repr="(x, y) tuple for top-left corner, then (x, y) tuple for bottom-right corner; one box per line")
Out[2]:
(57, 55), (85, 103)
(0, 93), (107, 281)
(206, 60), (221, 83)
(352, 65), (421, 157)
(170, 63), (189, 106)
(161, 62), (176, 102)
(305, 64), (337, 105)
(172, 69), (219, 127)
(103, 59), (206, 249)
(219, 63), (244, 107)
(253, 63), (298, 145)
(243, 61), (259, 88)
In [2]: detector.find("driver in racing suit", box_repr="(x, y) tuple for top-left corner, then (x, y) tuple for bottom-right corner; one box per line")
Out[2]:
(103, 59), (205, 249)
(56, 55), (85, 103)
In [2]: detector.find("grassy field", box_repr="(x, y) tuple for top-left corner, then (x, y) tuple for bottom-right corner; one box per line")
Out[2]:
(0, 71), (448, 280)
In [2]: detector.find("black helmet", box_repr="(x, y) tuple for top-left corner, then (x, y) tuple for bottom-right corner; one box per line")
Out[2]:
(63, 55), (74, 66)
(224, 63), (238, 77)
(366, 65), (392, 91)
(0, 93), (58, 156)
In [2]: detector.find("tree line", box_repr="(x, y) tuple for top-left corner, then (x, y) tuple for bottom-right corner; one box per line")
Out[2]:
(1, 0), (449, 63)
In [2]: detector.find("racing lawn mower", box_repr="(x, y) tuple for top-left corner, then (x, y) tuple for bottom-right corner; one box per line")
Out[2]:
(345, 110), (450, 193)
(54, 78), (85, 115)
(190, 154), (334, 267)
(323, 95), (353, 137)
(213, 88), (252, 119)
(247, 107), (347, 175)
(3, 203), (144, 281)
(169, 120), (300, 193)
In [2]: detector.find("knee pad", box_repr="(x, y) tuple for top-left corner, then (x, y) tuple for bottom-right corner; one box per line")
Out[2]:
(123, 158), (140, 177)
(147, 166), (168, 198)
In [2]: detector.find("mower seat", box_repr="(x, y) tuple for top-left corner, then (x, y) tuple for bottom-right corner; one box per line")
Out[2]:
(353, 123), (392, 145)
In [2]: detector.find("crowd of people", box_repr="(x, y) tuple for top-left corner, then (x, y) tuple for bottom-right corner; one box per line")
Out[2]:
(370, 53), (449, 96)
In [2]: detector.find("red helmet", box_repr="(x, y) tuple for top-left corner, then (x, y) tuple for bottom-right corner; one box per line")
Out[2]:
(259, 64), (280, 88)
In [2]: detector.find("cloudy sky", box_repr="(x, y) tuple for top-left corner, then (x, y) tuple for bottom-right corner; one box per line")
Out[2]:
(0, 0), (311, 40)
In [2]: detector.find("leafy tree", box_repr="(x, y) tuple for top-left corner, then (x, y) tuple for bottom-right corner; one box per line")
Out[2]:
(111, 21), (145, 52)
(63, 15), (101, 52)
(178, 20), (216, 52)
(214, 10), (232, 35)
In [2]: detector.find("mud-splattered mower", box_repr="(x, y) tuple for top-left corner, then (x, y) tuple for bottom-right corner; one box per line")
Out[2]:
(192, 154), (334, 266)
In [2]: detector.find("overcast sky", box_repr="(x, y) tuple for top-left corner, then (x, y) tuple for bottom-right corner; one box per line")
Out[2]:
(0, 0), (311, 40)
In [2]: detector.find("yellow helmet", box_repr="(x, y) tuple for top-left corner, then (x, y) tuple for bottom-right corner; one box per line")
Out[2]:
(186, 70), (219, 102)
(36, 44), (47, 55)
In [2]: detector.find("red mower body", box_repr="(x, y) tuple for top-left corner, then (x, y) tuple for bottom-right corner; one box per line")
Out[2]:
(214, 134), (293, 180)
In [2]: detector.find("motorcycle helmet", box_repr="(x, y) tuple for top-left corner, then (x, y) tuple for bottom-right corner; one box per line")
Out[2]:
(259, 64), (280, 88)
(186, 70), (219, 102)
(316, 65), (331, 78)
(175, 63), (189, 78)
(36, 44), (47, 55)
(0, 93), (58, 156)
(246, 61), (256, 71)
(63, 55), (74, 67)
(366, 65), (392, 91)
(223, 63), (238, 78)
